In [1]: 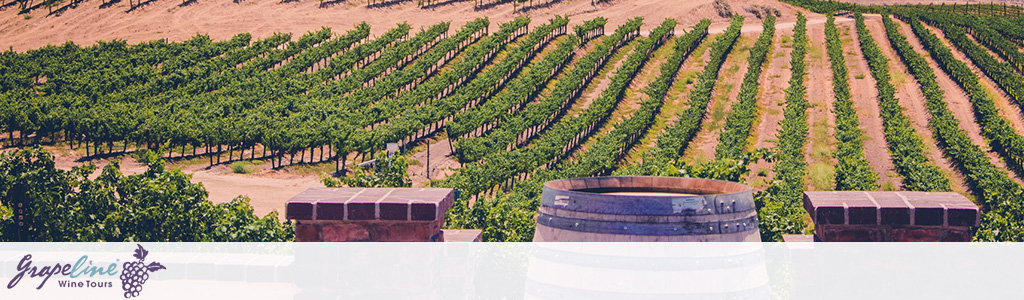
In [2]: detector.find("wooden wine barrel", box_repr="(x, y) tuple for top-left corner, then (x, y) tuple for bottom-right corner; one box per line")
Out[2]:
(533, 176), (760, 242)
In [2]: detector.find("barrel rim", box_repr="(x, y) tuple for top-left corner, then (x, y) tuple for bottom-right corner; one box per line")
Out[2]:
(544, 176), (752, 197)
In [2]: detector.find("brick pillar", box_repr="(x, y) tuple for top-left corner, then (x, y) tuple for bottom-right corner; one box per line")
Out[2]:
(804, 191), (980, 242)
(286, 187), (466, 242)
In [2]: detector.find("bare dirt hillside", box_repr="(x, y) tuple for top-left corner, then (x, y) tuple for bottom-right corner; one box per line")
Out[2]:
(2, 0), (801, 51)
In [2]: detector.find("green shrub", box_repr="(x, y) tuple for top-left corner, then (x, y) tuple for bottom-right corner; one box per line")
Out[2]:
(0, 148), (293, 242)
(230, 161), (259, 174)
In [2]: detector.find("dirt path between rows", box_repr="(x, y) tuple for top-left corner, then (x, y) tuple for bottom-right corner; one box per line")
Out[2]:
(562, 39), (637, 119)
(838, 19), (899, 190)
(748, 25), (794, 189)
(683, 34), (756, 164)
(930, 24), (1024, 137)
(405, 33), (549, 187)
(520, 34), (605, 114)
(892, 17), (1024, 185)
(866, 15), (970, 194)
(571, 33), (675, 162)
(406, 34), (572, 187)
(803, 20), (838, 191)
(622, 33), (713, 165)
(407, 136), (460, 188)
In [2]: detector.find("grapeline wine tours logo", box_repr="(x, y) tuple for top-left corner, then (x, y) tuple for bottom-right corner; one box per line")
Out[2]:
(6, 244), (165, 298)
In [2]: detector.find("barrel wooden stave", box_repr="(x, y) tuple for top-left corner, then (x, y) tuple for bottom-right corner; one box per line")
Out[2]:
(534, 176), (760, 242)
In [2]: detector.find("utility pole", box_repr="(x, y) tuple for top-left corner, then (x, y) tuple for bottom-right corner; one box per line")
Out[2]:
(13, 183), (27, 242)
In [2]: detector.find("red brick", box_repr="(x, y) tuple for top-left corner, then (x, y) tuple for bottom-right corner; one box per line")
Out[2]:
(316, 202), (346, 220)
(806, 191), (980, 242)
(295, 223), (321, 242)
(880, 207), (911, 225)
(848, 207), (877, 225)
(891, 228), (944, 242)
(347, 202), (376, 220)
(816, 206), (845, 225)
(441, 193), (455, 213)
(411, 203), (438, 221)
(914, 208), (944, 226)
(803, 194), (817, 220)
(942, 229), (973, 242)
(286, 202), (315, 220)
(871, 192), (908, 208)
(367, 221), (442, 242)
(947, 208), (978, 227)
(818, 226), (883, 242)
(379, 203), (409, 220)
(321, 223), (372, 242)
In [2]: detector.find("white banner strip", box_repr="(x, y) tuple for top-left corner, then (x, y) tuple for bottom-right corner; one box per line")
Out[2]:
(0, 243), (1021, 299)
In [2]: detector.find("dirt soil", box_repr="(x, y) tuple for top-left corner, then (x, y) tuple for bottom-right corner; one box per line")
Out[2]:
(930, 24), (1024, 138)
(837, 18), (899, 189)
(683, 34), (755, 163)
(866, 15), (972, 193)
(803, 19), (838, 191)
(891, 17), (1024, 185)
(571, 30), (673, 161)
(406, 136), (460, 187)
(1, 0), (801, 51)
(567, 37), (636, 114)
(747, 20), (794, 188)
(623, 30), (712, 164)
(917, 20), (1024, 184)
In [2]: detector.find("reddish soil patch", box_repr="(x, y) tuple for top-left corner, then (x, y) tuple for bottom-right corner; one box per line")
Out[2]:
(567, 39), (636, 117)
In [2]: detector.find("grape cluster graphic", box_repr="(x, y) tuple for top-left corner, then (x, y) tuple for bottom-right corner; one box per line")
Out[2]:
(120, 244), (166, 298)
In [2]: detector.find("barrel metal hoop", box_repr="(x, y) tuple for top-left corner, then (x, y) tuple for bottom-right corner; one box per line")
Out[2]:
(540, 186), (756, 216)
(537, 214), (759, 236)
(538, 206), (757, 224)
